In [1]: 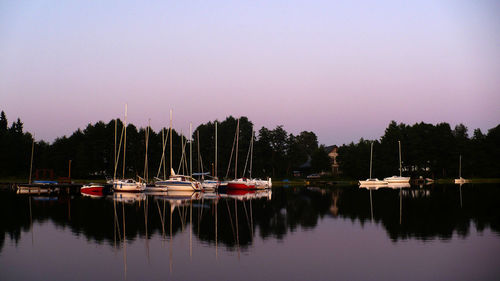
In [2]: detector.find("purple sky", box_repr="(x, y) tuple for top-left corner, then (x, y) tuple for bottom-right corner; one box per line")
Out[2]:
(1, 0), (499, 145)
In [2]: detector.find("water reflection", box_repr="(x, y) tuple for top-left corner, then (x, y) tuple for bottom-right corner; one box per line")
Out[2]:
(1, 183), (500, 257)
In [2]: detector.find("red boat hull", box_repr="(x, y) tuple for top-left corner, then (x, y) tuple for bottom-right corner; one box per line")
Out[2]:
(81, 186), (104, 197)
(227, 182), (256, 189)
(227, 189), (255, 195)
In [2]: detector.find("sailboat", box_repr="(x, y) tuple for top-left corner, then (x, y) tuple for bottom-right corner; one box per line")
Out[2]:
(359, 142), (387, 187)
(112, 105), (146, 192)
(454, 155), (470, 184)
(154, 110), (202, 192)
(227, 119), (256, 190)
(245, 127), (271, 189)
(384, 141), (410, 184)
(194, 125), (220, 191)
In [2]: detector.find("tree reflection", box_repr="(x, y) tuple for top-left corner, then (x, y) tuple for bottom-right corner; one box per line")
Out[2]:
(1, 184), (499, 254)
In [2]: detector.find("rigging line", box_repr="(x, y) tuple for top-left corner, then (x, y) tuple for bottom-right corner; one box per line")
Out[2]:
(156, 128), (170, 179)
(156, 200), (166, 239)
(249, 129), (254, 179)
(225, 125), (238, 179)
(114, 198), (122, 242)
(177, 135), (188, 175)
(114, 125), (125, 179)
(242, 131), (252, 178)
(225, 198), (236, 243)
(242, 200), (251, 233)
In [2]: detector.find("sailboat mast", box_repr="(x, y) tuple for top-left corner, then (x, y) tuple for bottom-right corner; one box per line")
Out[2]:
(162, 129), (166, 179)
(369, 142), (373, 179)
(249, 128), (254, 179)
(197, 131), (201, 176)
(29, 135), (34, 184)
(398, 141), (402, 177)
(235, 118), (240, 179)
(144, 119), (150, 182)
(169, 109), (173, 175)
(114, 119), (117, 181)
(190, 123), (192, 177)
(123, 104), (127, 179)
(215, 121), (218, 179)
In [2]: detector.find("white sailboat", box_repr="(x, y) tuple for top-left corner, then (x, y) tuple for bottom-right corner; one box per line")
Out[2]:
(245, 127), (272, 189)
(384, 141), (410, 184)
(195, 125), (220, 191)
(454, 155), (470, 184)
(154, 110), (202, 192)
(359, 142), (387, 187)
(155, 168), (202, 191)
(112, 105), (146, 192)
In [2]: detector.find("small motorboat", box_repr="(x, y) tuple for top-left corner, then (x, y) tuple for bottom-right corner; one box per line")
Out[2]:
(81, 183), (105, 197)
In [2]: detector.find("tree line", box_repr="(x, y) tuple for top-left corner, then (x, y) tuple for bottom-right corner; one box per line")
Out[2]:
(337, 121), (500, 179)
(0, 110), (330, 180)
(1, 110), (498, 180)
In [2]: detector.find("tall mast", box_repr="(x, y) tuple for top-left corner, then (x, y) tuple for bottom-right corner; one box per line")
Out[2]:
(169, 109), (173, 175)
(190, 123), (192, 177)
(123, 104), (127, 179)
(144, 119), (150, 182)
(215, 121), (217, 179)
(398, 140), (402, 177)
(114, 119), (117, 182)
(369, 142), (373, 179)
(234, 118), (240, 179)
(249, 128), (254, 179)
(29, 135), (34, 184)
(197, 130), (201, 175)
(162, 129), (166, 179)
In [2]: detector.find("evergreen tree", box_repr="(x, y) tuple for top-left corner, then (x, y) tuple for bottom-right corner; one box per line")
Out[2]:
(0, 111), (7, 133)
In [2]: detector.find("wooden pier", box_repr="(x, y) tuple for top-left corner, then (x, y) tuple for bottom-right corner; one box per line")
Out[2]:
(9, 183), (85, 195)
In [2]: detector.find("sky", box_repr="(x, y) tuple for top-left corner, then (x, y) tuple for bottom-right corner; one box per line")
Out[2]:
(1, 0), (499, 145)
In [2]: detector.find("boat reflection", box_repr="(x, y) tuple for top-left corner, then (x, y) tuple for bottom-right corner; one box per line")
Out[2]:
(359, 183), (389, 190)
(113, 192), (146, 203)
(3, 183), (499, 260)
(387, 182), (411, 189)
(220, 189), (272, 201)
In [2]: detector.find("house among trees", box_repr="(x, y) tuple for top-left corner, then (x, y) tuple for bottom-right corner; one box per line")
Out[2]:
(327, 145), (340, 176)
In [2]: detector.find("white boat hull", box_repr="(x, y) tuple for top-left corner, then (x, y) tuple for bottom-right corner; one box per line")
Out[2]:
(201, 180), (219, 191)
(112, 180), (146, 192)
(387, 182), (411, 189)
(383, 176), (410, 183)
(254, 178), (272, 189)
(155, 181), (202, 191)
(454, 177), (470, 184)
(358, 179), (388, 186)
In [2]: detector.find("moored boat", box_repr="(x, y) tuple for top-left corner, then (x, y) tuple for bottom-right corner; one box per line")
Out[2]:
(227, 178), (256, 189)
(154, 169), (202, 192)
(454, 155), (470, 184)
(359, 178), (388, 186)
(81, 183), (105, 197)
(359, 142), (387, 186)
(254, 178), (272, 189)
(384, 176), (411, 184)
(384, 141), (410, 184)
(112, 179), (146, 192)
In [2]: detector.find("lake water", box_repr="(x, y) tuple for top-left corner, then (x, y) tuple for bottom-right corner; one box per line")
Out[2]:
(1, 184), (499, 280)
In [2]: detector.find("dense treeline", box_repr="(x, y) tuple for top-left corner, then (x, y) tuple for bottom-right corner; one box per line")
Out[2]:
(0, 110), (330, 179)
(338, 121), (500, 179)
(2, 110), (498, 180)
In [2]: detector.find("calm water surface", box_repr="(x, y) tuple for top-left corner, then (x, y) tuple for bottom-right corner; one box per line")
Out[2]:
(1, 184), (499, 280)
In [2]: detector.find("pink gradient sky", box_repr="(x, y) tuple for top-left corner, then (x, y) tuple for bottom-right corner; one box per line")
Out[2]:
(1, 0), (499, 145)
